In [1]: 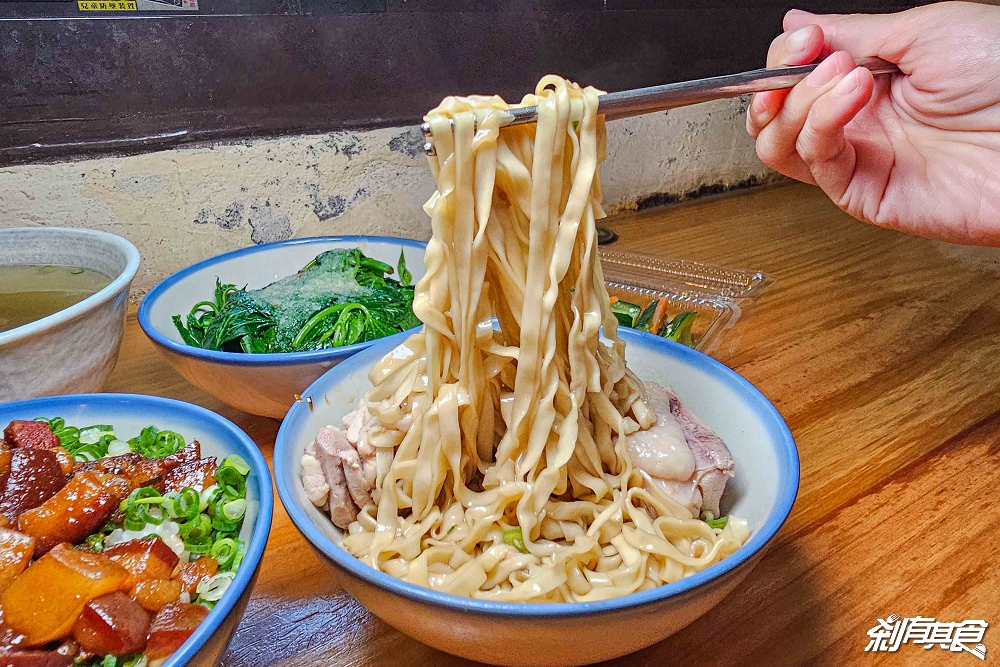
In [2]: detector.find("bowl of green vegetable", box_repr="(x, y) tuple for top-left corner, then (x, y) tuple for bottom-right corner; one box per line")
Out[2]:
(138, 236), (426, 420)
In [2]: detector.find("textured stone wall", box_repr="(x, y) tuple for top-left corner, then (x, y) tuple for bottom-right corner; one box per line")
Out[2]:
(0, 97), (775, 296)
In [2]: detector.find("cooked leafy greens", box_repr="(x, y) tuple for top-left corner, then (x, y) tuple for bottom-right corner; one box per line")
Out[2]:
(173, 248), (420, 353)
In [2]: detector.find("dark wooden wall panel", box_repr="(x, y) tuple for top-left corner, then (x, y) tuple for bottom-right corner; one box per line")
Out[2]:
(0, 0), (922, 164)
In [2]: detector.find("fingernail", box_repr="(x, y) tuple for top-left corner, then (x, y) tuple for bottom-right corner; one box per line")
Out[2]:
(832, 70), (861, 98)
(806, 56), (840, 87)
(785, 26), (813, 53)
(749, 93), (775, 125)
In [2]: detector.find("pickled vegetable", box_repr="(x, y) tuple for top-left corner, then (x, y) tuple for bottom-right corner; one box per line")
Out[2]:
(649, 298), (671, 336)
(0, 527), (34, 594)
(613, 298), (698, 347)
(72, 591), (150, 656)
(609, 300), (642, 328)
(634, 300), (657, 332)
(17, 472), (119, 554)
(144, 603), (210, 661)
(103, 538), (179, 586)
(1, 543), (131, 646)
(130, 578), (181, 613)
(661, 310), (697, 346)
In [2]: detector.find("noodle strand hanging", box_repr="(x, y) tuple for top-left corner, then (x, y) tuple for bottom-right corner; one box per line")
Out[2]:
(300, 76), (750, 603)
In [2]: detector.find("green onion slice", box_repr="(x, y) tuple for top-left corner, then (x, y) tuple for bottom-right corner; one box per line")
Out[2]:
(221, 455), (250, 476)
(503, 528), (528, 554)
(210, 538), (239, 569)
(706, 516), (729, 530)
(216, 466), (247, 499)
(221, 498), (246, 522)
(196, 571), (235, 602)
(180, 513), (212, 540)
(168, 488), (201, 522)
(200, 484), (222, 513)
(211, 515), (240, 533)
(185, 535), (213, 554)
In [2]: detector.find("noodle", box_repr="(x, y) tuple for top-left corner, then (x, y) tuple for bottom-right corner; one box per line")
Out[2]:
(307, 76), (749, 602)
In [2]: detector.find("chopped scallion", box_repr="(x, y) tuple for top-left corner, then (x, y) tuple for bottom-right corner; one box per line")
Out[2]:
(221, 454), (250, 476)
(706, 516), (729, 530)
(503, 528), (528, 554)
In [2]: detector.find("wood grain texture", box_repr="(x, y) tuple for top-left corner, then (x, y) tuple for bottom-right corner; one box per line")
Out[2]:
(103, 182), (1000, 666)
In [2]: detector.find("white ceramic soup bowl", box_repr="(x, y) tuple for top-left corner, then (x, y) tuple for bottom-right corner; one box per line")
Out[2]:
(274, 328), (799, 667)
(0, 227), (141, 402)
(138, 236), (427, 420)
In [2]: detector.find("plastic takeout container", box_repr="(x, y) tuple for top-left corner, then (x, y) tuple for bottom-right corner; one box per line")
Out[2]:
(599, 249), (770, 355)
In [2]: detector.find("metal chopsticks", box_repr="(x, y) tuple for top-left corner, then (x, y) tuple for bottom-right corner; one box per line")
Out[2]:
(421, 57), (898, 156)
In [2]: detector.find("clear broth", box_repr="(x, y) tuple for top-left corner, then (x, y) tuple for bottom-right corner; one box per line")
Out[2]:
(0, 265), (112, 333)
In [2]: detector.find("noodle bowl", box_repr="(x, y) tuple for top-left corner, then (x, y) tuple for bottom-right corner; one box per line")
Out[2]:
(298, 76), (749, 603)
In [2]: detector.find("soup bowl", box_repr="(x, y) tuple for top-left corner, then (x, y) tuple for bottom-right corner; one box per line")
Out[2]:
(0, 227), (141, 402)
(138, 236), (427, 420)
(274, 328), (799, 667)
(0, 392), (273, 667)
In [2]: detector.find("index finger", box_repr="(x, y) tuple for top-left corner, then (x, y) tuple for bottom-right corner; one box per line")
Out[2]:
(749, 24), (825, 136)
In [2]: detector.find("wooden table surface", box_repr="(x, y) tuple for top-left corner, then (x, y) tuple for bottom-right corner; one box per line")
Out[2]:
(105, 182), (1000, 667)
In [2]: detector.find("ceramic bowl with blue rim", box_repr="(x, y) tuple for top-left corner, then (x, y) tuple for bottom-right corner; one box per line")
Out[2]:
(138, 236), (427, 420)
(0, 393), (273, 667)
(273, 328), (799, 667)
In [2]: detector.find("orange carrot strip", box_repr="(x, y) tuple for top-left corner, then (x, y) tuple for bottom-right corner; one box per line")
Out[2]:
(650, 298), (670, 335)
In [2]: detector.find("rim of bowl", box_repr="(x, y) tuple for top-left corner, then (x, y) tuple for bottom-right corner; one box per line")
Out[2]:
(0, 227), (141, 347)
(274, 328), (800, 618)
(0, 393), (274, 667)
(137, 235), (428, 366)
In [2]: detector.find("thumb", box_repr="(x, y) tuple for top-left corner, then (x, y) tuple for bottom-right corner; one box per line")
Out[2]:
(783, 8), (917, 65)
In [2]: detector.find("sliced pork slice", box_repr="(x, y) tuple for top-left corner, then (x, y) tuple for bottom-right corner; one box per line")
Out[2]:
(300, 406), (382, 530)
(627, 382), (734, 518)
(342, 407), (378, 485)
(627, 390), (696, 482)
(664, 384), (735, 517)
(301, 443), (330, 508)
(338, 448), (374, 509)
(311, 430), (359, 529)
(316, 427), (373, 512)
(343, 408), (376, 451)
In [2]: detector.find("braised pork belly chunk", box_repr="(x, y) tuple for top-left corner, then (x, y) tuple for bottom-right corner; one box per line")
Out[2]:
(0, 418), (252, 666)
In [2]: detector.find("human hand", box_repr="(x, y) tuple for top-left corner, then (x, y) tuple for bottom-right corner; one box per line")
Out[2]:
(747, 2), (1000, 246)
